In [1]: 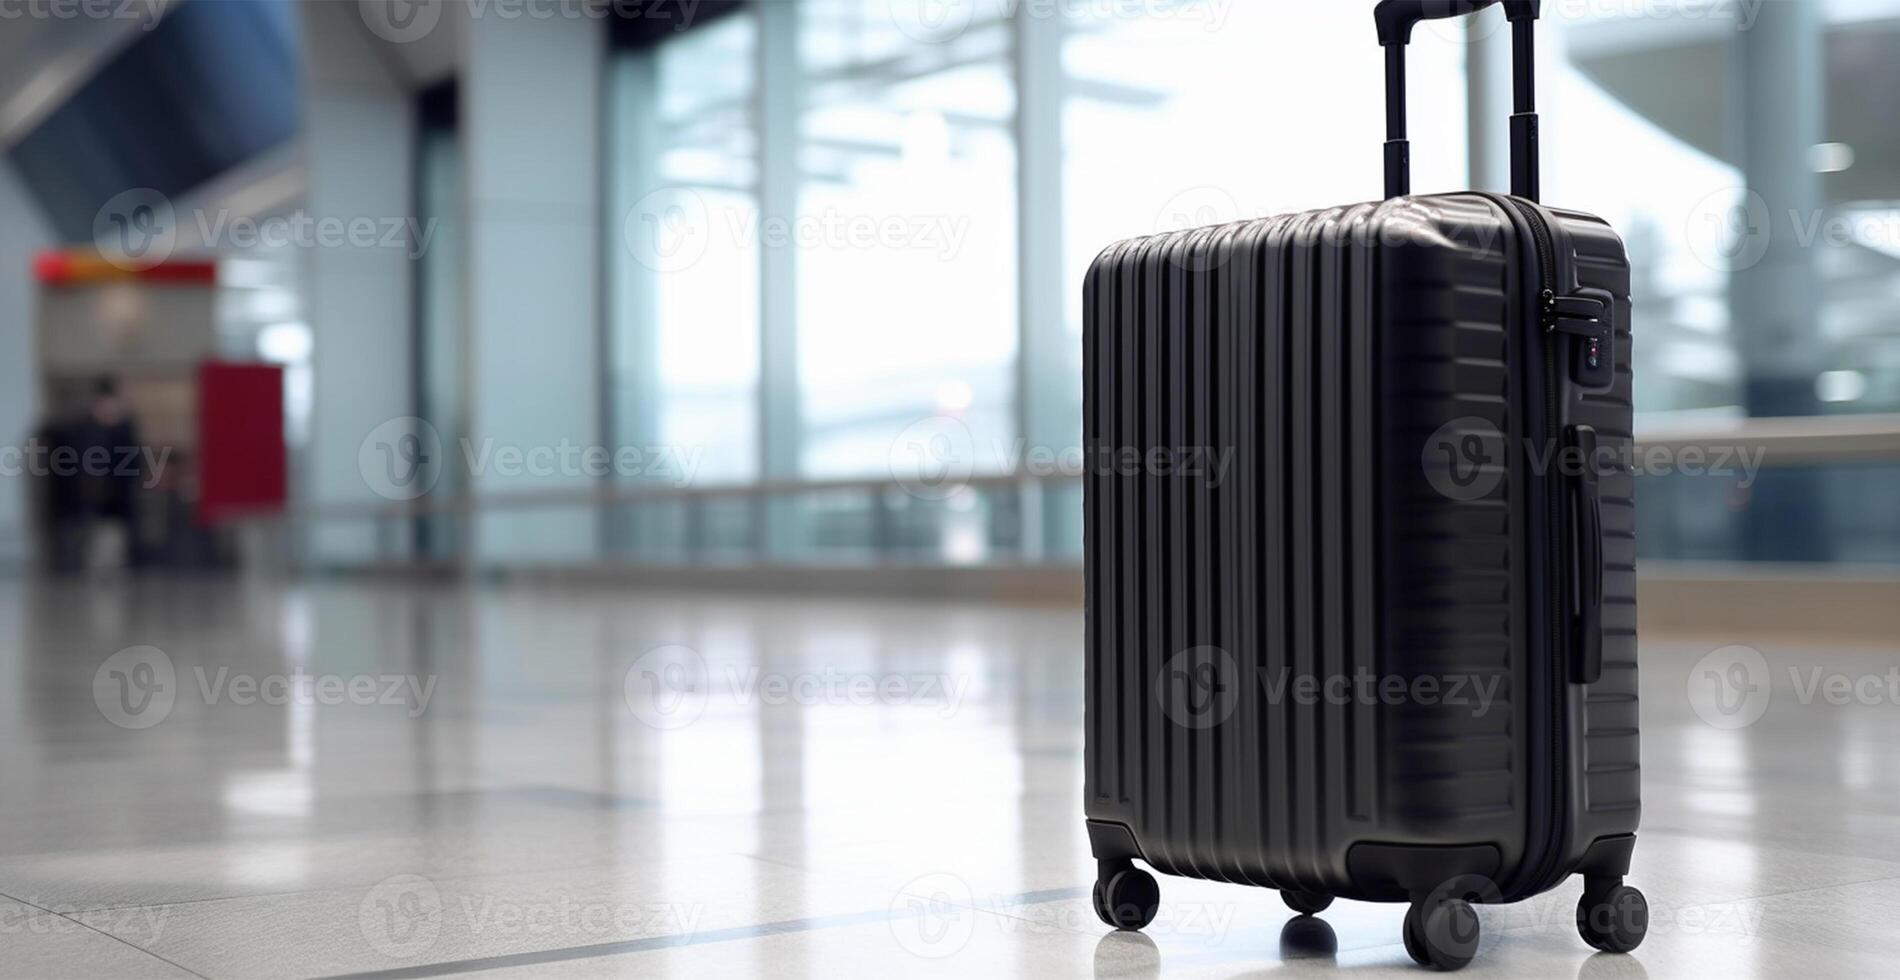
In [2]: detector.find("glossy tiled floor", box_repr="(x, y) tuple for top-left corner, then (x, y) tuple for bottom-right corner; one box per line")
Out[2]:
(3, 575), (1898, 979)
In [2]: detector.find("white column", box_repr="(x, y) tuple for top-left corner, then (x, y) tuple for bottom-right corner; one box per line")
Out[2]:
(0, 165), (50, 568)
(462, 11), (605, 566)
(300, 0), (416, 565)
(755, 0), (801, 555)
(1014, 3), (1074, 559)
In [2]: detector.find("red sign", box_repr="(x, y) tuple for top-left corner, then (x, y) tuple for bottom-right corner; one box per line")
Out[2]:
(197, 362), (286, 525)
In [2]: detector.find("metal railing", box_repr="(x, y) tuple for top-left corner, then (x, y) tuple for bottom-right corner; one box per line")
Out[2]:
(240, 414), (1900, 572)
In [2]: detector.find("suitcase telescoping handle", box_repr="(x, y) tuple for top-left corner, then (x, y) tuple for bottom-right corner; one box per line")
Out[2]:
(1375, 0), (1542, 201)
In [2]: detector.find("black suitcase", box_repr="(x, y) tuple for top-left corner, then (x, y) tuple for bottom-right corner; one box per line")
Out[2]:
(1081, 1), (1642, 969)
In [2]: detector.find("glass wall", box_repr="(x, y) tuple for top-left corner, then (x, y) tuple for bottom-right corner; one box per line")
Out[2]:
(1063, 0), (1470, 335)
(610, 14), (762, 486)
(795, 0), (1019, 478)
(1533, 1), (1900, 562)
(1540, 0), (1900, 420)
(595, 0), (1900, 567)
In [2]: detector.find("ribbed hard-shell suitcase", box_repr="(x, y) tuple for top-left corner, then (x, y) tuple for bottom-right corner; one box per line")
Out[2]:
(1081, 2), (1643, 969)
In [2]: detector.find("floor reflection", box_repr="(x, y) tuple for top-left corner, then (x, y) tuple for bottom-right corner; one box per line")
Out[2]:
(1, 579), (1897, 976)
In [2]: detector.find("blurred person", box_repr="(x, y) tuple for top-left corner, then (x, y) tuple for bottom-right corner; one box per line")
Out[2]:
(45, 377), (143, 574)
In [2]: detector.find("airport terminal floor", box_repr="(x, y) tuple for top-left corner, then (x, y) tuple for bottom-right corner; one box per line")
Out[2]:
(4, 576), (1899, 978)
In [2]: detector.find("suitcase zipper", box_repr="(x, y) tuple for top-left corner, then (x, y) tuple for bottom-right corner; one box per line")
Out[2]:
(1500, 194), (1571, 898)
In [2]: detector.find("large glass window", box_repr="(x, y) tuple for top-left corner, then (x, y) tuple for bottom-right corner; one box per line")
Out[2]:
(1540, 1), (1900, 421)
(795, 0), (1019, 478)
(1060, 0), (1470, 435)
(597, 1), (1900, 567)
(1538, 2), (1900, 562)
(610, 14), (761, 485)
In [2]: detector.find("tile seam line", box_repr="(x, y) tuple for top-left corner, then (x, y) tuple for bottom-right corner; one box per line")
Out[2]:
(0, 888), (211, 980)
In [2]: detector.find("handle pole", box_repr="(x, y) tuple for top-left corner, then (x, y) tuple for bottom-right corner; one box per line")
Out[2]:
(1378, 0), (1541, 201)
(1383, 44), (1409, 199)
(1508, 16), (1540, 200)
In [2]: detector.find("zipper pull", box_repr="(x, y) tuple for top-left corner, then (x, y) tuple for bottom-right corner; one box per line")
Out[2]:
(1541, 288), (1610, 341)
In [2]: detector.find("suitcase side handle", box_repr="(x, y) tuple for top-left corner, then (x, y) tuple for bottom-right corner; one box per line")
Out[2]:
(1567, 424), (1605, 684)
(1375, 0), (1542, 201)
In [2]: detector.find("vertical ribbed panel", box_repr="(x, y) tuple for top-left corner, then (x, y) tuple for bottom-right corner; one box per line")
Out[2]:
(1082, 193), (1637, 897)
